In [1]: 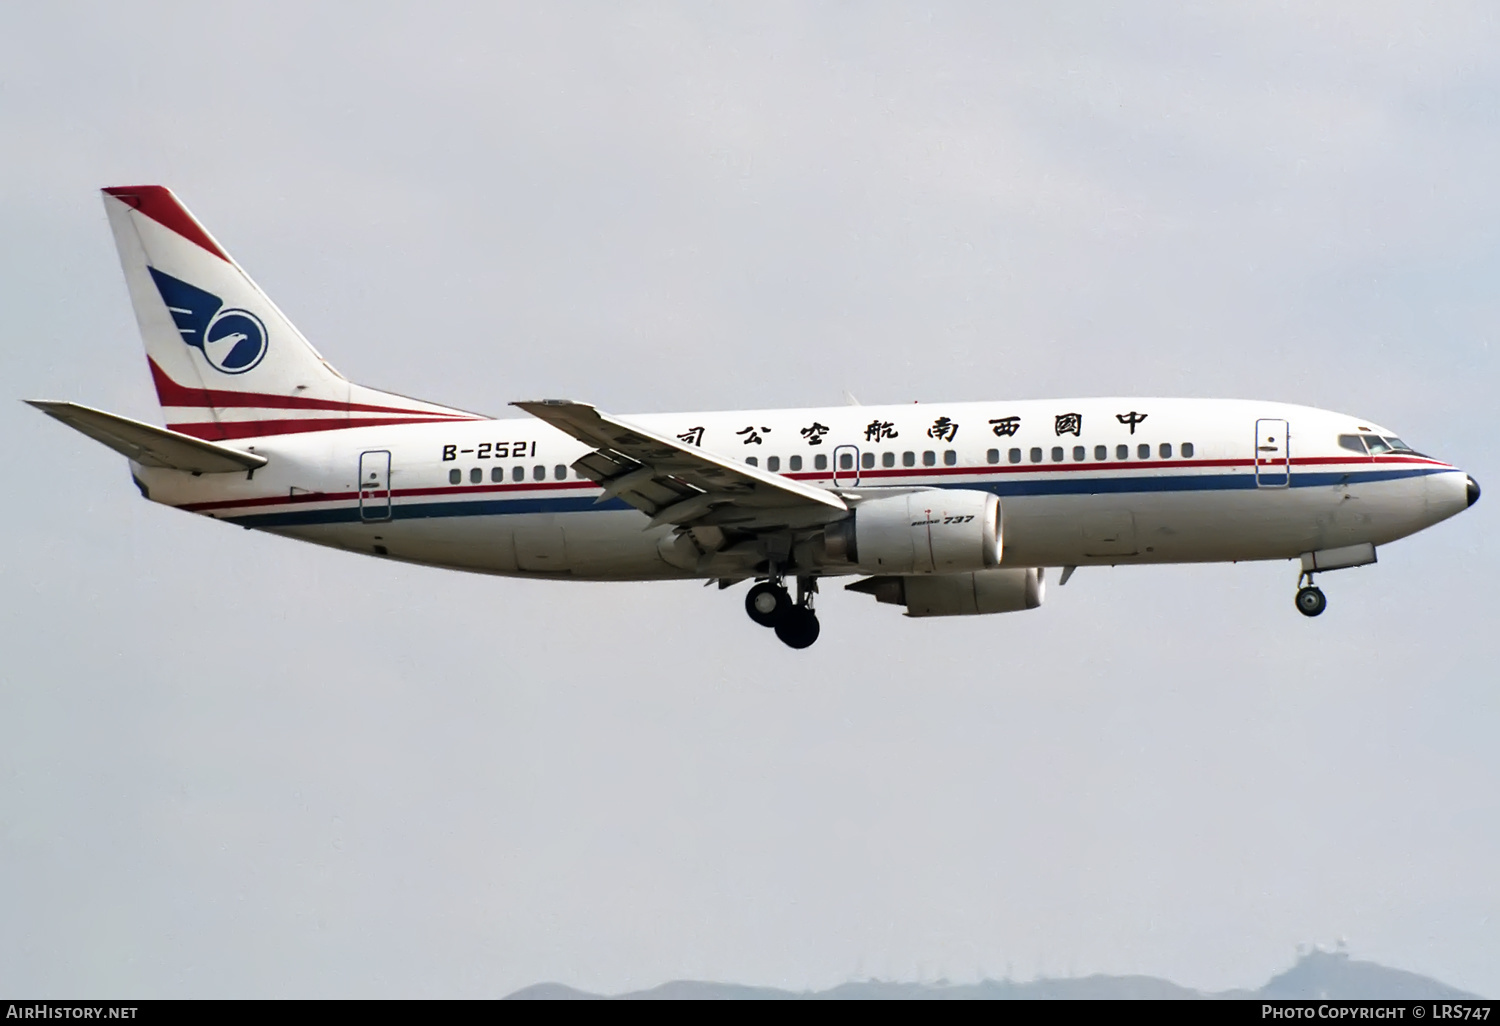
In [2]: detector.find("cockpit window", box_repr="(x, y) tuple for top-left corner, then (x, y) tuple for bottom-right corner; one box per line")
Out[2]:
(1340, 433), (1426, 458)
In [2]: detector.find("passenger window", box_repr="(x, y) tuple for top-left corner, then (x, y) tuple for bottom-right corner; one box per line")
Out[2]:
(987, 449), (1000, 464)
(1138, 443), (1150, 459)
(789, 455), (802, 471)
(1073, 446), (1085, 461)
(449, 468), (461, 485)
(1051, 446), (1064, 462)
(1160, 443), (1172, 459)
(922, 451), (936, 466)
(861, 452), (875, 469)
(491, 467), (504, 483)
(943, 450), (957, 466)
(1338, 434), (1366, 454)
(555, 464), (567, 479)
(1009, 448), (1022, 464)
(469, 467), (482, 484)
(882, 452), (895, 468)
(816, 454), (829, 471)
(1116, 444), (1129, 460)
(903, 451), (916, 467)
(839, 453), (852, 470)
(747, 456), (759, 467)
(1182, 442), (1195, 458)
(1029, 447), (1043, 463)
(512, 466), (524, 482)
(1094, 445), (1107, 460)
(767, 456), (781, 472)
(533, 465), (545, 480)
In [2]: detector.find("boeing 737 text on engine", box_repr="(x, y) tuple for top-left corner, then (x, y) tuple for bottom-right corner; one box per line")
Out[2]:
(29, 187), (1480, 648)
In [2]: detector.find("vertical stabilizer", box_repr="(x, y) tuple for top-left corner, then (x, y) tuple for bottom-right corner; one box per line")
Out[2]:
(102, 186), (483, 440)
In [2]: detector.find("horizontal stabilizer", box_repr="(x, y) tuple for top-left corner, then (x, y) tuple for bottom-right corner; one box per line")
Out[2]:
(26, 400), (268, 473)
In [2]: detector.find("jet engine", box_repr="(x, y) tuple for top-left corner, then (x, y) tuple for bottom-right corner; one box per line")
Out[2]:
(822, 489), (1000, 574)
(846, 568), (1045, 617)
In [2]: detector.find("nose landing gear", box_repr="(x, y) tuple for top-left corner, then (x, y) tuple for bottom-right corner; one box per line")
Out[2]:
(743, 572), (821, 648)
(1291, 544), (1379, 618)
(1294, 570), (1327, 617)
(1295, 583), (1327, 617)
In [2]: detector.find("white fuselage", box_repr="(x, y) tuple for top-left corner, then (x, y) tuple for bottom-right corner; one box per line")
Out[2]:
(130, 396), (1471, 582)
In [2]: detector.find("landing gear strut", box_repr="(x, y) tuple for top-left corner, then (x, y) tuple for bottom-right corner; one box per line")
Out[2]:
(1295, 571), (1327, 617)
(743, 571), (821, 648)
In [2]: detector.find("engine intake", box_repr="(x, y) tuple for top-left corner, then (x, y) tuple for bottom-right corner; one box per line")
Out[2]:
(847, 568), (1045, 617)
(823, 489), (1000, 574)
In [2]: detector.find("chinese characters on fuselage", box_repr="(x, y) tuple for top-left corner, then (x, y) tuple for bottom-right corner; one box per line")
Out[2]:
(800, 422), (829, 445)
(681, 409), (1153, 454)
(1054, 413), (1082, 437)
(927, 417), (958, 442)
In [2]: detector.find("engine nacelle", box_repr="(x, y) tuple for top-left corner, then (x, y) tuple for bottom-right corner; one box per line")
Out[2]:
(847, 568), (1046, 617)
(823, 489), (1001, 574)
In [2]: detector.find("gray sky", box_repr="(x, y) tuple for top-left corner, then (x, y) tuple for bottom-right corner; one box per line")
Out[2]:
(2, 1), (1496, 998)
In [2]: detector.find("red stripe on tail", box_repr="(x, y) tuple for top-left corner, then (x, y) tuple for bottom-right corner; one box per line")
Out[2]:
(168, 416), (474, 441)
(103, 186), (232, 262)
(147, 358), (475, 418)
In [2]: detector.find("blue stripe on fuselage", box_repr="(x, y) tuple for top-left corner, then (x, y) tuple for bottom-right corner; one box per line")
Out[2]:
(219, 466), (1448, 529)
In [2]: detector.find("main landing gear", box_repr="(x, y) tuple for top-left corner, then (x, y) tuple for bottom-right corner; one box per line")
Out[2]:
(745, 573), (821, 649)
(1295, 571), (1327, 618)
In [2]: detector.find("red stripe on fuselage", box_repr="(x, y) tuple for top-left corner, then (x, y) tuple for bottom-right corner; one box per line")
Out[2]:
(171, 455), (1451, 515)
(177, 478), (594, 513)
(783, 454), (1447, 482)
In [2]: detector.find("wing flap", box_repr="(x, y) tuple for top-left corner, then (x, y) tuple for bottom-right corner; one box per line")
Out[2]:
(572, 448), (696, 512)
(27, 400), (268, 473)
(514, 400), (846, 525)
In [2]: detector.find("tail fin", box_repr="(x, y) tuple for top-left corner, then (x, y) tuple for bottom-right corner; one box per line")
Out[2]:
(102, 186), (484, 440)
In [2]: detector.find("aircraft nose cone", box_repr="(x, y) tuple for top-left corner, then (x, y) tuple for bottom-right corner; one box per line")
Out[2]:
(1468, 476), (1481, 508)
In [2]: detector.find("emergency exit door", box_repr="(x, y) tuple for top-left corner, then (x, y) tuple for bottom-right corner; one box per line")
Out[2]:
(832, 444), (861, 486)
(359, 450), (392, 521)
(1254, 419), (1290, 488)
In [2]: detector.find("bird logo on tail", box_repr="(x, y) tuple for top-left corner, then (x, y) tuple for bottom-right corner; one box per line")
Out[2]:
(147, 267), (268, 374)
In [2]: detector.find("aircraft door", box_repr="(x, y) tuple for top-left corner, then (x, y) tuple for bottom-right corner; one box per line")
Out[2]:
(1254, 419), (1290, 488)
(832, 444), (861, 486)
(359, 450), (392, 521)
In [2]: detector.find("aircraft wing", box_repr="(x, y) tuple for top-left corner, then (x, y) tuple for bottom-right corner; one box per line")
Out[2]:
(27, 400), (269, 473)
(512, 400), (847, 528)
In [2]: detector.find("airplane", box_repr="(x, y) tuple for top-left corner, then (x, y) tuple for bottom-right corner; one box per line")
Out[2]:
(28, 186), (1480, 649)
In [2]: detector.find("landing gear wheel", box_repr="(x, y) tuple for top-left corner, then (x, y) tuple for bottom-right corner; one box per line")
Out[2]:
(745, 582), (791, 627)
(774, 606), (821, 649)
(1295, 585), (1327, 617)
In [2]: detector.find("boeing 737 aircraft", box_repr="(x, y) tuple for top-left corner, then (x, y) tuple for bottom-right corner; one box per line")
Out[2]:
(29, 186), (1480, 648)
